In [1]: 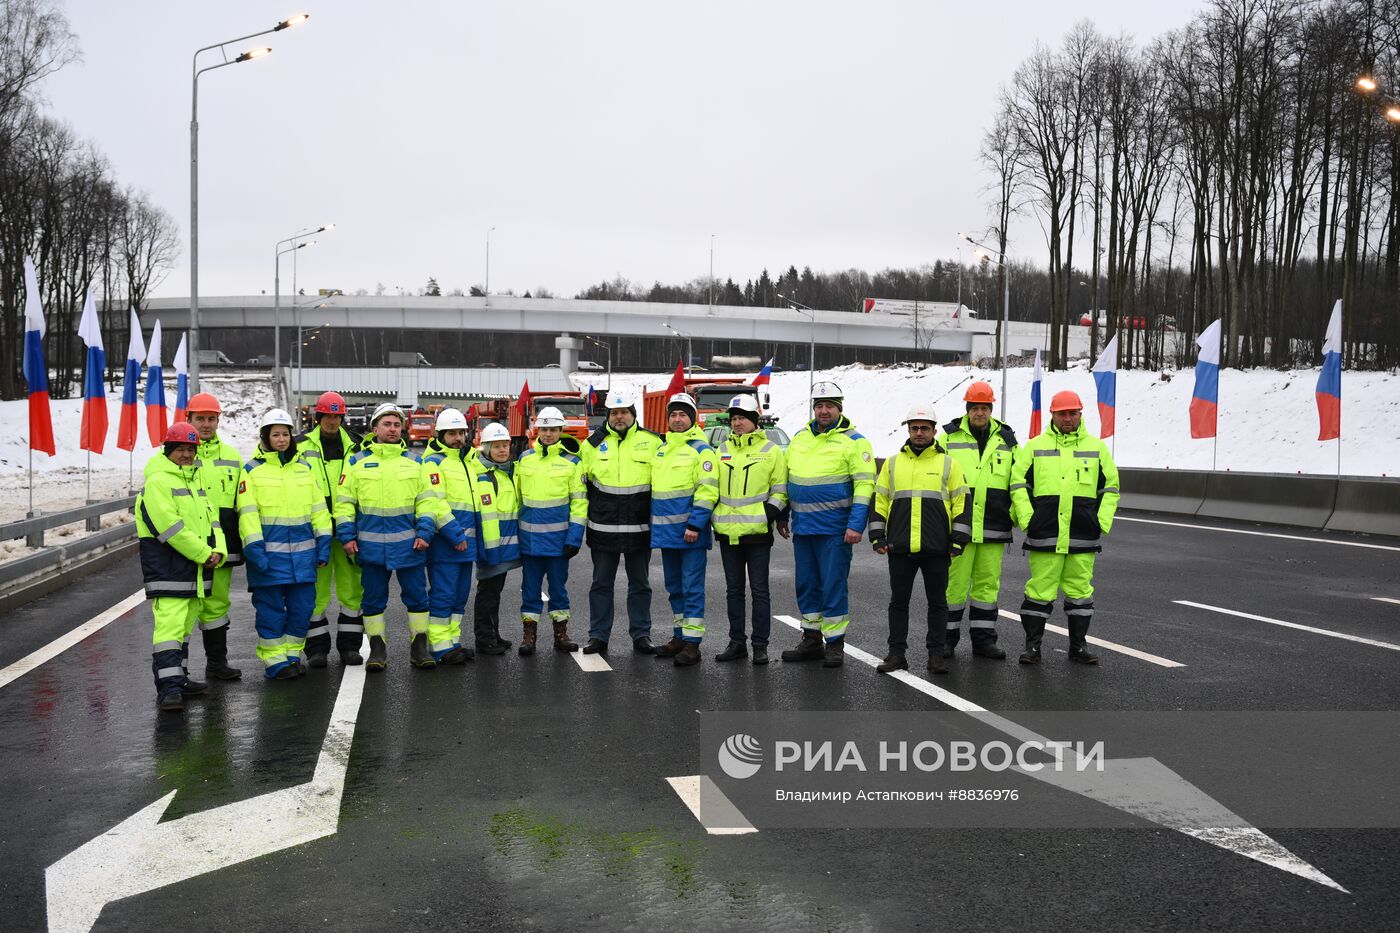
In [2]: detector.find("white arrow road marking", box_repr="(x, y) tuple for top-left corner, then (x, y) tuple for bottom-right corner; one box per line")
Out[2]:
(1176, 600), (1400, 652)
(0, 590), (144, 691)
(664, 776), (757, 835)
(996, 609), (1185, 668)
(45, 664), (368, 933)
(1370, 596), (1400, 606)
(764, 615), (1346, 892)
(1116, 515), (1400, 552)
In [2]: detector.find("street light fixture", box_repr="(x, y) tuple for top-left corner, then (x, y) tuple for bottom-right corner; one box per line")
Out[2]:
(273, 224), (332, 406)
(1357, 75), (1378, 92)
(959, 231), (1012, 422)
(776, 292), (817, 399)
(582, 335), (613, 392)
(189, 12), (310, 390)
(661, 322), (694, 378)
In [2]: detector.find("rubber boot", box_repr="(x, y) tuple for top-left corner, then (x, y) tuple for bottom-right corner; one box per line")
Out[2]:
(305, 618), (331, 669)
(158, 691), (185, 712)
(202, 626), (242, 681)
(1067, 615), (1099, 665)
(366, 635), (388, 672)
(673, 642), (702, 666)
(822, 636), (845, 668)
(944, 626), (961, 659)
(1019, 613), (1045, 665)
(715, 640), (747, 662)
(552, 620), (578, 652)
(439, 645), (472, 665)
(518, 621), (538, 657)
(653, 636), (685, 659)
(781, 631), (825, 662)
(336, 614), (364, 665)
(410, 633), (437, 669)
(182, 677), (209, 695)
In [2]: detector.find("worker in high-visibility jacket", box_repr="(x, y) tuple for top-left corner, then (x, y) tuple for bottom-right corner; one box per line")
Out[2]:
(650, 393), (719, 667)
(136, 422), (226, 712)
(296, 390), (365, 666)
(420, 408), (476, 665)
(781, 381), (876, 668)
(711, 394), (787, 665)
(186, 392), (244, 681)
(335, 403), (466, 672)
(579, 388), (662, 656)
(936, 380), (1018, 660)
(238, 409), (332, 680)
(1009, 389), (1121, 665)
(514, 407), (587, 655)
(469, 422), (521, 655)
(869, 404), (970, 676)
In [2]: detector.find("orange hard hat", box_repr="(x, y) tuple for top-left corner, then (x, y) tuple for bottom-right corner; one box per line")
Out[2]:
(963, 381), (996, 404)
(186, 392), (221, 414)
(1049, 390), (1084, 413)
(316, 391), (347, 415)
(164, 422), (199, 445)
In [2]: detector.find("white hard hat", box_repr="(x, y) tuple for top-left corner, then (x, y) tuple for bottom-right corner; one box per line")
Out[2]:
(370, 402), (404, 425)
(260, 408), (295, 430)
(603, 388), (634, 410)
(480, 422), (511, 444)
(667, 393), (698, 415)
(535, 406), (566, 428)
(727, 394), (761, 416)
(901, 404), (937, 426)
(435, 408), (468, 432)
(810, 381), (844, 404)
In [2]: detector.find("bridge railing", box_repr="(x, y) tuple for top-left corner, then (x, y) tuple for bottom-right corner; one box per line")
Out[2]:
(0, 496), (137, 591)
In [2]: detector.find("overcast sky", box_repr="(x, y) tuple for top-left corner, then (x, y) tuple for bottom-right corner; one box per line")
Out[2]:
(45, 0), (1203, 301)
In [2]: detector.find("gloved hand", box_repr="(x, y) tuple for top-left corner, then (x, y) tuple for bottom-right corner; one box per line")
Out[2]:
(564, 544), (580, 559)
(950, 542), (965, 558)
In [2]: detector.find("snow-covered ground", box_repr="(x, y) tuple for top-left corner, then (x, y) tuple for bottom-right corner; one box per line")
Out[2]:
(575, 363), (1400, 477)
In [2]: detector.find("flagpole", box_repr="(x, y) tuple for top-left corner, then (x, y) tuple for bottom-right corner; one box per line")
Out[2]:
(28, 447), (33, 516)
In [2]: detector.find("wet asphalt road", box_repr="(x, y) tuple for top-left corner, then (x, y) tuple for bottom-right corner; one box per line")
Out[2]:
(1, 511), (1398, 932)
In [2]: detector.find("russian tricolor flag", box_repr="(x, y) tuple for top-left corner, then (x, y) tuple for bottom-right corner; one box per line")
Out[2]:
(751, 357), (774, 388)
(78, 288), (108, 454)
(1028, 348), (1043, 439)
(22, 257), (56, 456)
(1316, 300), (1342, 441)
(1091, 335), (1118, 438)
(173, 333), (189, 423)
(1189, 319), (1222, 439)
(145, 319), (167, 446)
(117, 309), (145, 452)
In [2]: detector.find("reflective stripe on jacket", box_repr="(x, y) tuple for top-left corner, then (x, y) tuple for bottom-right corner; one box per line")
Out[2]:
(1010, 424), (1121, 554)
(515, 436), (587, 556)
(136, 452), (226, 598)
(196, 434), (245, 563)
(937, 416), (1018, 544)
(651, 425), (719, 550)
(238, 445), (332, 587)
(870, 442), (970, 556)
(712, 429), (787, 545)
(581, 422), (660, 552)
(422, 437), (478, 563)
(470, 451), (520, 566)
(786, 415), (876, 536)
(334, 441), (463, 569)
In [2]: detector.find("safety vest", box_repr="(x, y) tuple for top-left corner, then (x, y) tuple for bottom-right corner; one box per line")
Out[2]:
(786, 415), (876, 536)
(515, 436), (587, 556)
(237, 445), (331, 587)
(937, 416), (1018, 544)
(195, 433), (245, 563)
(870, 442), (969, 556)
(136, 452), (225, 599)
(712, 429), (788, 545)
(421, 438), (478, 563)
(650, 424), (719, 550)
(581, 422), (661, 552)
(1010, 424), (1121, 554)
(334, 440), (462, 569)
(297, 424), (362, 510)
(469, 450), (520, 566)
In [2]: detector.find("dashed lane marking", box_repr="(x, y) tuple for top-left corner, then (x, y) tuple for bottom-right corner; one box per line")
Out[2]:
(1117, 515), (1400, 552)
(0, 590), (145, 692)
(1176, 600), (1400, 652)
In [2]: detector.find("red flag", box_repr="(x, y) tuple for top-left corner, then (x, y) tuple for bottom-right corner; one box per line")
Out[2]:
(466, 403), (479, 421)
(515, 380), (532, 421)
(665, 360), (686, 397)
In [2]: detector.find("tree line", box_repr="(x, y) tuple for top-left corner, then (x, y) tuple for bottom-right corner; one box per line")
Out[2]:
(0, 0), (179, 401)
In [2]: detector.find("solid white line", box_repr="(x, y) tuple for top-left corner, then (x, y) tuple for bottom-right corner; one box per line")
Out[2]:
(0, 590), (145, 692)
(571, 651), (612, 672)
(1175, 600), (1400, 652)
(996, 610), (1185, 668)
(1117, 515), (1400, 552)
(664, 775), (758, 835)
(1372, 597), (1400, 606)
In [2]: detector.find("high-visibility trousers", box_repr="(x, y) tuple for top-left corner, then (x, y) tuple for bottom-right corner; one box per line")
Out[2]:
(360, 562), (429, 642)
(793, 534), (852, 641)
(946, 542), (1007, 649)
(1020, 551), (1096, 634)
(661, 547), (707, 643)
(151, 596), (199, 697)
(252, 582), (316, 678)
(197, 564), (234, 631)
(427, 559), (473, 658)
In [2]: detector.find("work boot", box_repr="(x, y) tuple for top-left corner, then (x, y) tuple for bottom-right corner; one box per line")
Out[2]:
(341, 648), (364, 665)
(181, 677), (209, 695)
(410, 634), (437, 669)
(944, 629), (961, 658)
(1067, 615), (1099, 664)
(876, 654), (908, 674)
(307, 652), (329, 669)
(673, 642), (702, 667)
(476, 640), (508, 656)
(822, 637), (845, 668)
(553, 620), (579, 652)
(1019, 646), (1042, 665)
(632, 636), (655, 655)
(366, 636), (388, 672)
(440, 645), (472, 665)
(653, 636), (685, 659)
(583, 638), (608, 655)
(158, 691), (184, 712)
(202, 626), (242, 681)
(927, 656), (949, 675)
(1019, 610), (1046, 666)
(715, 640), (747, 662)
(781, 631), (825, 662)
(751, 645), (768, 665)
(274, 665), (299, 680)
(291, 659), (307, 677)
(519, 621), (538, 657)
(973, 644), (1007, 660)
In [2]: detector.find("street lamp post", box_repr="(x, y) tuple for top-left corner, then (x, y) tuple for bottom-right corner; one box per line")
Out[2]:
(776, 292), (816, 399)
(485, 226), (497, 299)
(582, 335), (613, 393)
(295, 300), (333, 416)
(273, 223), (331, 407)
(960, 232), (1012, 422)
(661, 322), (693, 377)
(189, 12), (309, 390)
(709, 234), (716, 312)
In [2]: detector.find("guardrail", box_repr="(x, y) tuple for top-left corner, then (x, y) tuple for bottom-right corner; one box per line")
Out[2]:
(0, 496), (138, 591)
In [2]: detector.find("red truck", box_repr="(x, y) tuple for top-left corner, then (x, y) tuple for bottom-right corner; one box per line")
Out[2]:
(471, 393), (591, 456)
(641, 377), (764, 434)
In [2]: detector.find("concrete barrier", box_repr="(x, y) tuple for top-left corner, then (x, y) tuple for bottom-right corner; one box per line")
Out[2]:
(1117, 468), (1207, 517)
(1324, 476), (1400, 537)
(1196, 471), (1339, 528)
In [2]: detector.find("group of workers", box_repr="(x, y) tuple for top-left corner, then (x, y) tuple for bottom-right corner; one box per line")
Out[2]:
(134, 379), (1120, 712)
